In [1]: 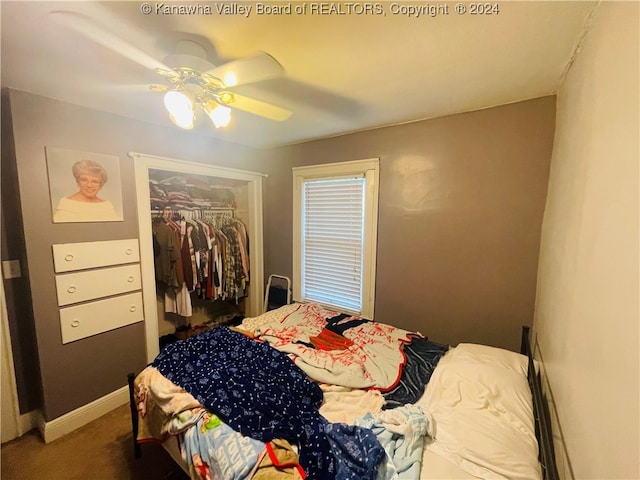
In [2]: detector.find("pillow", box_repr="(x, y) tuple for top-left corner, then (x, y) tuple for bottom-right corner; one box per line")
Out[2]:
(239, 303), (303, 333)
(446, 343), (529, 376)
(417, 343), (541, 480)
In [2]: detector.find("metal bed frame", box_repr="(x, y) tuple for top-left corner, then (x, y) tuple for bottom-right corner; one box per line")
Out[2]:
(521, 325), (560, 480)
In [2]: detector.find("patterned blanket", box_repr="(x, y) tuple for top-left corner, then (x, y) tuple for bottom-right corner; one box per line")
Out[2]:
(152, 327), (385, 480)
(255, 303), (420, 390)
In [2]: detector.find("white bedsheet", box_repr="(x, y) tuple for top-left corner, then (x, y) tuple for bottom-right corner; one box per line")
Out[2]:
(420, 449), (478, 479)
(416, 343), (542, 480)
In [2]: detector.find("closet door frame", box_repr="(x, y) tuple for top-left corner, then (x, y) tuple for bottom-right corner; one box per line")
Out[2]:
(131, 152), (265, 362)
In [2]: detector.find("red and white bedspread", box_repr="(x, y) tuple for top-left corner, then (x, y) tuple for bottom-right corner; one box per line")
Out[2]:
(254, 302), (420, 390)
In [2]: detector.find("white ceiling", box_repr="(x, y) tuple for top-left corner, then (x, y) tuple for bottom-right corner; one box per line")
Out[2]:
(1, 1), (596, 148)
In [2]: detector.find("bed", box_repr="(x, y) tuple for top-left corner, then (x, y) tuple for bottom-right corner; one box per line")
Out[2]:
(128, 302), (559, 480)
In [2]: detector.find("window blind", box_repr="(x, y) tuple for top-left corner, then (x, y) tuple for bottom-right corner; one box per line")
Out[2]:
(301, 177), (365, 312)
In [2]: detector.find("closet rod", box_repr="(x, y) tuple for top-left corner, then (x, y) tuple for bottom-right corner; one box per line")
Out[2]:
(151, 207), (236, 221)
(151, 207), (235, 213)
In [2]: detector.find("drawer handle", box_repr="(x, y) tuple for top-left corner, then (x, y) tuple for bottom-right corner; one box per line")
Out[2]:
(64, 254), (74, 262)
(125, 249), (133, 255)
(127, 276), (135, 283)
(71, 319), (80, 328)
(67, 286), (77, 294)
(129, 305), (137, 312)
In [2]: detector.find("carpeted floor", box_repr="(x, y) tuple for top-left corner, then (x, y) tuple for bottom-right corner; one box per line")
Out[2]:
(1, 404), (189, 480)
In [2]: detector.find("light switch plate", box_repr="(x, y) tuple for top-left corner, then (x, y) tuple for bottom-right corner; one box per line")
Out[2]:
(2, 260), (22, 279)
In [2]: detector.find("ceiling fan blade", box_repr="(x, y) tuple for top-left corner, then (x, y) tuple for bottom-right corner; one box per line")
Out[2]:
(94, 83), (169, 93)
(49, 10), (173, 73)
(207, 53), (285, 87)
(221, 92), (292, 122)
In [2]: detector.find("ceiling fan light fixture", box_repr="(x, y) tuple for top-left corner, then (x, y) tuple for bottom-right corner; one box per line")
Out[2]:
(203, 99), (232, 129)
(168, 112), (195, 130)
(163, 89), (193, 114)
(152, 50), (289, 130)
(223, 72), (237, 87)
(163, 89), (195, 129)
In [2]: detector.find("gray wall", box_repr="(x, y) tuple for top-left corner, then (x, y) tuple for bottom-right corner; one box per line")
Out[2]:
(2, 88), (264, 420)
(1, 93), (42, 413)
(263, 96), (556, 351)
(3, 89), (555, 420)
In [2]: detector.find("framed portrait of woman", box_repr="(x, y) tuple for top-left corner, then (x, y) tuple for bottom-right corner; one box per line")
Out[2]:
(45, 147), (124, 223)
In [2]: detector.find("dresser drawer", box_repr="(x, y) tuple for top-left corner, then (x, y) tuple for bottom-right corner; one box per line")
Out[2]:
(55, 264), (141, 306)
(59, 292), (144, 344)
(52, 239), (140, 273)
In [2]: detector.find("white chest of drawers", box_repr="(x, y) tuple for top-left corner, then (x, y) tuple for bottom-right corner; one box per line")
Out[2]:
(55, 264), (142, 306)
(59, 292), (144, 344)
(52, 238), (140, 273)
(52, 239), (144, 344)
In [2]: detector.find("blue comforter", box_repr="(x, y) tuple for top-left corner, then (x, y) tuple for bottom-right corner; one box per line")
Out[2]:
(152, 327), (384, 480)
(382, 337), (449, 409)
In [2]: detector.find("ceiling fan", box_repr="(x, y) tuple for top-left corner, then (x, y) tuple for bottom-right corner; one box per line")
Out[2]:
(49, 10), (293, 130)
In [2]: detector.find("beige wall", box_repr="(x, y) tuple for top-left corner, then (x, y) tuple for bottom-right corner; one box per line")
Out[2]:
(533, 2), (639, 479)
(3, 89), (263, 420)
(264, 96), (556, 351)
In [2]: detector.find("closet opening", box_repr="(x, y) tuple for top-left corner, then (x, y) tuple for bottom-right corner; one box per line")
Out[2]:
(132, 152), (265, 362)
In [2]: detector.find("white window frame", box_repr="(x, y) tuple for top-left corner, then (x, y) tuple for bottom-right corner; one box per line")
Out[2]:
(292, 158), (379, 319)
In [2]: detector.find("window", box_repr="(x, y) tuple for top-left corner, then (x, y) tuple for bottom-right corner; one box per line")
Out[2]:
(292, 159), (379, 318)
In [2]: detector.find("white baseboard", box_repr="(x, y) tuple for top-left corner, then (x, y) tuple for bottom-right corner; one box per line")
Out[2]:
(38, 385), (129, 443)
(18, 409), (39, 437)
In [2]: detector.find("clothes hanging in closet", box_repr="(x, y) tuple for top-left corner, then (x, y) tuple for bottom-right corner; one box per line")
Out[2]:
(152, 209), (251, 318)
